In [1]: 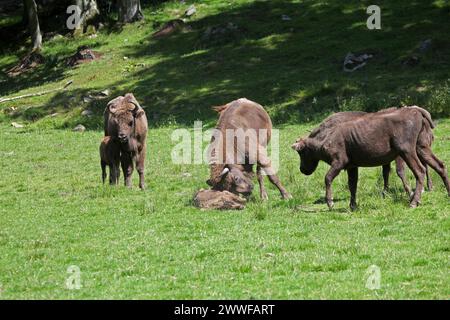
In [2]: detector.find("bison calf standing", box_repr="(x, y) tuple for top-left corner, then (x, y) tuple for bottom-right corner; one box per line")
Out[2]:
(104, 93), (148, 189)
(100, 136), (120, 185)
(292, 107), (449, 210)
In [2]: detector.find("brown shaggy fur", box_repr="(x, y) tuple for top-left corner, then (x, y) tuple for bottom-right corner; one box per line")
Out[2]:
(99, 136), (120, 185)
(193, 189), (247, 210)
(208, 98), (291, 199)
(104, 93), (148, 189)
(309, 107), (434, 195)
(292, 107), (449, 210)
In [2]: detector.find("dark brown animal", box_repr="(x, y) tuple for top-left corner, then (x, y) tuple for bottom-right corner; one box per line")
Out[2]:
(99, 136), (120, 185)
(292, 107), (449, 210)
(207, 98), (291, 200)
(314, 109), (433, 195)
(104, 93), (148, 189)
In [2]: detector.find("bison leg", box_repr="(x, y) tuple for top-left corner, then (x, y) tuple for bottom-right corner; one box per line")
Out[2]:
(399, 151), (425, 208)
(395, 157), (412, 196)
(325, 164), (342, 210)
(382, 164), (390, 197)
(112, 155), (121, 185)
(417, 147), (450, 196)
(425, 164), (433, 191)
(258, 151), (291, 200)
(121, 152), (134, 188)
(101, 161), (107, 184)
(136, 146), (146, 190)
(256, 165), (269, 200)
(347, 167), (358, 211)
(110, 161), (119, 185)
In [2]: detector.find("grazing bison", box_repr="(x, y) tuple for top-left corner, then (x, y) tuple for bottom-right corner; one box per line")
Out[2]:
(313, 109), (434, 195)
(207, 98), (291, 200)
(292, 107), (449, 210)
(104, 93), (148, 189)
(99, 136), (120, 185)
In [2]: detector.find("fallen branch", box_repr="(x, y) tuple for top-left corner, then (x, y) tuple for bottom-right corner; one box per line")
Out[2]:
(0, 80), (73, 104)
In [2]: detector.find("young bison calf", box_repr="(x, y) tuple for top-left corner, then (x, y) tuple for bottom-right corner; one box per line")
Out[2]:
(292, 107), (449, 210)
(99, 136), (120, 185)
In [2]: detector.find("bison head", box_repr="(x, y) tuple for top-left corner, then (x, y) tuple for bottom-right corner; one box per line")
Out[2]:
(106, 93), (145, 144)
(291, 138), (319, 175)
(207, 165), (254, 196)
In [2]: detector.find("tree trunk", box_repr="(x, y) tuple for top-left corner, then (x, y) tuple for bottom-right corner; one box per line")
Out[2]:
(24, 0), (42, 51)
(118, 0), (143, 23)
(75, 0), (99, 31)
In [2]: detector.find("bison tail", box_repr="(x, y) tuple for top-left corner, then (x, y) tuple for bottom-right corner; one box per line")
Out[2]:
(408, 106), (435, 129)
(212, 105), (229, 113)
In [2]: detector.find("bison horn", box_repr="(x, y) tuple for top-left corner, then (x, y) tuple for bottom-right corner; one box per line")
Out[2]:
(107, 96), (122, 114)
(125, 93), (142, 111)
(219, 167), (230, 177)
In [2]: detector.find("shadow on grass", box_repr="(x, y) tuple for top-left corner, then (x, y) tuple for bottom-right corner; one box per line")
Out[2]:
(2, 0), (450, 128)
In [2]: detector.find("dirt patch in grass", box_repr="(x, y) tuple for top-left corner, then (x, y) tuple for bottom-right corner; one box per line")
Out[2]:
(6, 51), (45, 77)
(66, 46), (103, 67)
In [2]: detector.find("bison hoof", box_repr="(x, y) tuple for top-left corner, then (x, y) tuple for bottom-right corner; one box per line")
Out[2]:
(327, 201), (334, 210)
(350, 203), (357, 211)
(282, 193), (292, 200)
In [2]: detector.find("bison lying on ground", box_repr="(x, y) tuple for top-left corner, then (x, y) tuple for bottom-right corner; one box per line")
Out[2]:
(104, 93), (148, 189)
(193, 189), (247, 210)
(99, 136), (120, 185)
(207, 98), (291, 200)
(292, 107), (449, 210)
(313, 109), (434, 195)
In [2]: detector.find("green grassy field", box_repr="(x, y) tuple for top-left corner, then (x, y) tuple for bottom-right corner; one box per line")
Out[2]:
(0, 0), (449, 299)
(0, 121), (449, 299)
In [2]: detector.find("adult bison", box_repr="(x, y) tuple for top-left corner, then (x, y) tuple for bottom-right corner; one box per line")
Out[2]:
(104, 93), (148, 189)
(312, 109), (434, 195)
(292, 107), (449, 210)
(207, 98), (291, 200)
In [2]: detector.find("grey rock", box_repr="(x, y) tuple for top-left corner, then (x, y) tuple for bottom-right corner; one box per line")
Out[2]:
(11, 122), (24, 128)
(73, 124), (86, 132)
(100, 89), (110, 97)
(185, 4), (196, 17)
(81, 110), (93, 117)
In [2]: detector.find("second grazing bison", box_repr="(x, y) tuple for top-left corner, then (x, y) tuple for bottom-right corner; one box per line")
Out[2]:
(312, 109), (434, 195)
(104, 93), (148, 189)
(292, 106), (449, 210)
(207, 98), (291, 200)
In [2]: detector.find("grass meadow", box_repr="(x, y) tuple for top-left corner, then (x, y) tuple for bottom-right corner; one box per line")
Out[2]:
(0, 0), (449, 299)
